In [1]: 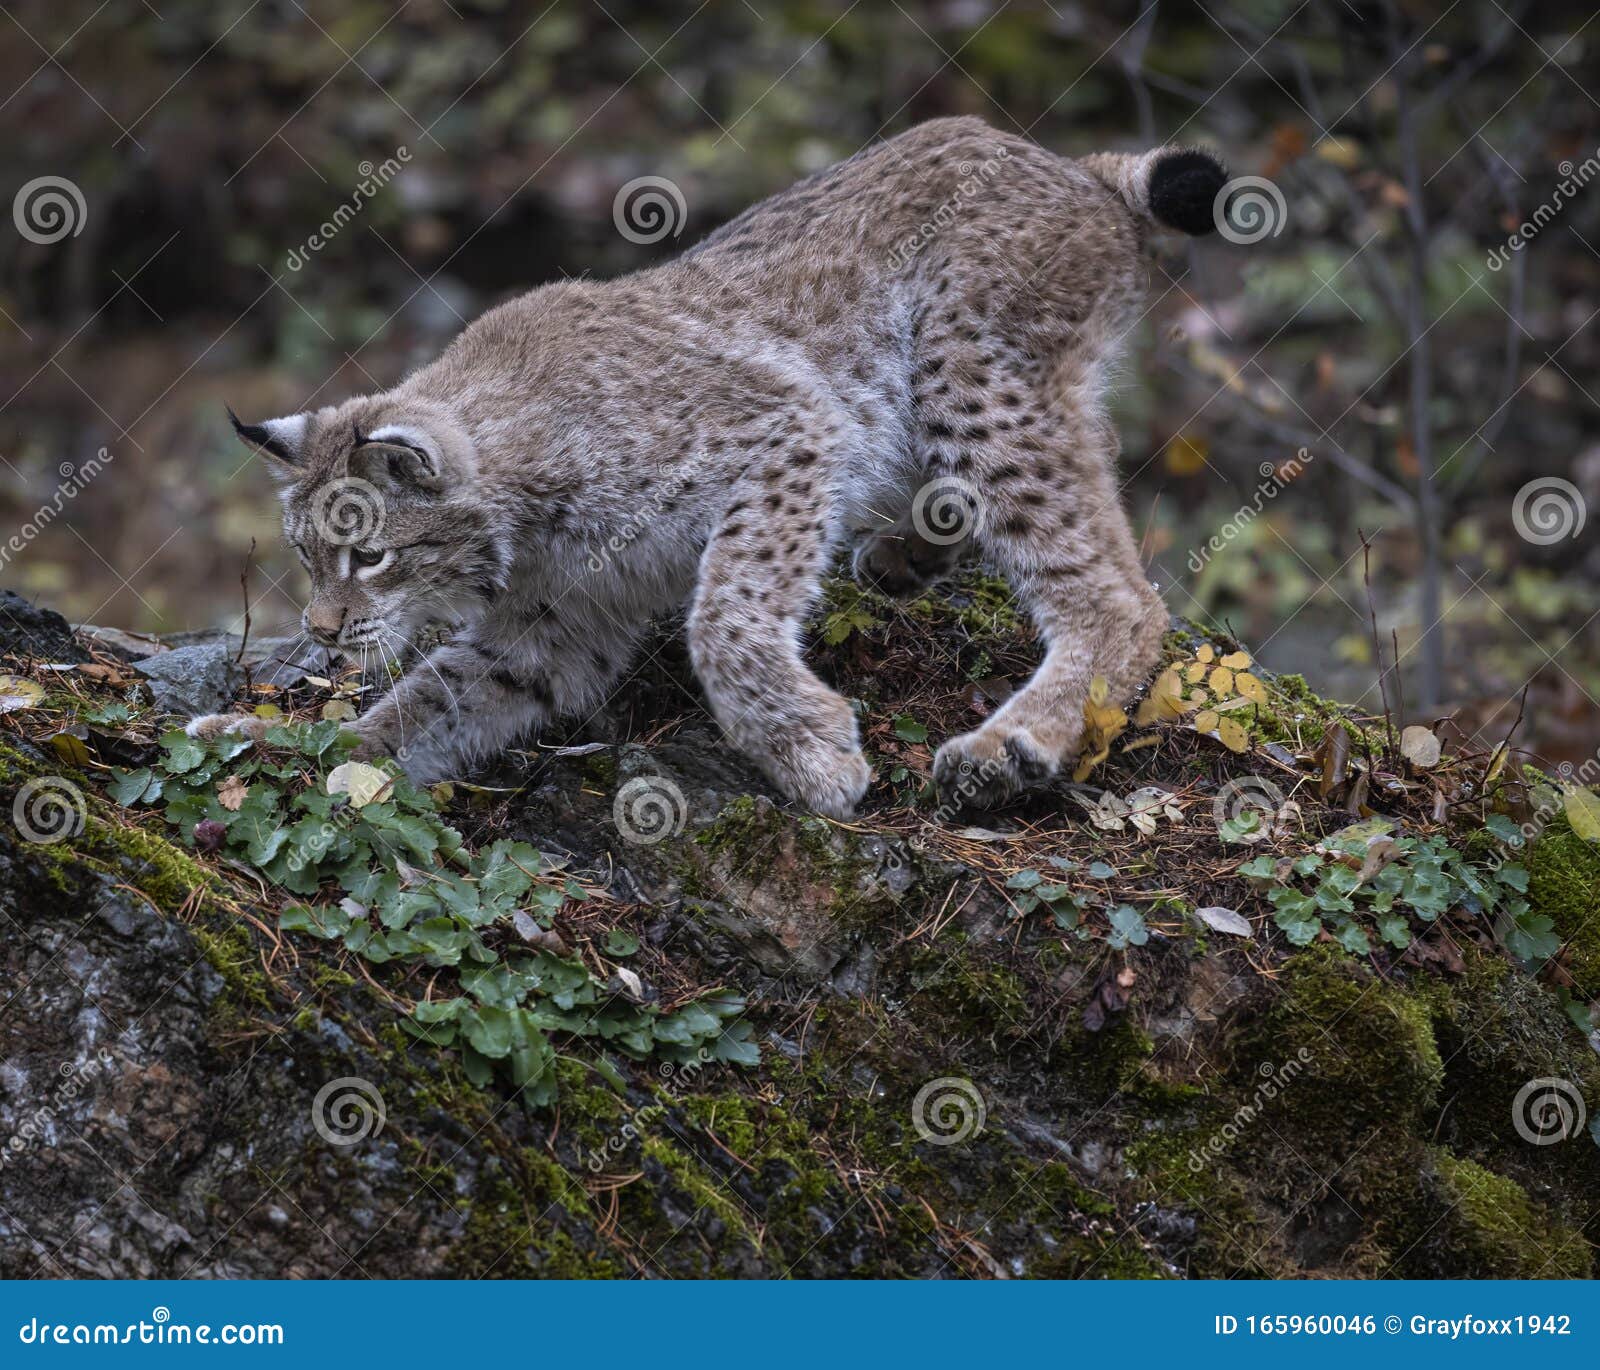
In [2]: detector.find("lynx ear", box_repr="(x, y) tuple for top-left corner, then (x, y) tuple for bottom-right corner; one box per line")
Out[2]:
(350, 423), (463, 492)
(229, 407), (310, 468)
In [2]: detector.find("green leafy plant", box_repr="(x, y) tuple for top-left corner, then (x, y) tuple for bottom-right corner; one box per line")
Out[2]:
(112, 724), (758, 1102)
(1238, 824), (1541, 961)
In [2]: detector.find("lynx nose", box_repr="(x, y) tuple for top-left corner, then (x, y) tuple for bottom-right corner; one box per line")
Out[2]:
(303, 604), (345, 646)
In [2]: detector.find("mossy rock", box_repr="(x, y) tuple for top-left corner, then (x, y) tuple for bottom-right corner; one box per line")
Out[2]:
(1526, 813), (1600, 994)
(1391, 1149), (1593, 1278)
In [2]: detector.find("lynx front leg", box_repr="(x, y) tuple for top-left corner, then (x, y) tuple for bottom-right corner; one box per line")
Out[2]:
(689, 486), (870, 819)
(348, 640), (555, 782)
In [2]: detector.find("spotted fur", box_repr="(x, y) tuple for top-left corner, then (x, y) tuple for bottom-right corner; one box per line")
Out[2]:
(190, 118), (1226, 817)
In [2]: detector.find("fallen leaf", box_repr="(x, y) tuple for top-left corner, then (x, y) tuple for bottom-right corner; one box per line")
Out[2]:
(1195, 906), (1253, 937)
(1235, 671), (1268, 704)
(1216, 718), (1250, 753)
(50, 731), (92, 766)
(322, 699), (356, 722)
(326, 761), (393, 808)
(1219, 650), (1252, 670)
(217, 775), (249, 811)
(1319, 722), (1351, 797)
(1400, 724), (1441, 769)
(1194, 708), (1220, 733)
(1196, 644), (1215, 664)
(0, 675), (44, 711)
(1208, 666), (1236, 696)
(1563, 786), (1600, 843)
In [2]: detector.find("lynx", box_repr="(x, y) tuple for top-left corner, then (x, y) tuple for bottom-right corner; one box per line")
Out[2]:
(191, 117), (1227, 817)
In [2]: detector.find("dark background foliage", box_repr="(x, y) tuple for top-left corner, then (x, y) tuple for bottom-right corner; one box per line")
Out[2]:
(2, 0), (1596, 763)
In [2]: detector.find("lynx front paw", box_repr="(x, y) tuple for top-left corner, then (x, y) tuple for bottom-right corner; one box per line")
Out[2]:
(933, 724), (1055, 810)
(776, 744), (872, 820)
(184, 712), (272, 744)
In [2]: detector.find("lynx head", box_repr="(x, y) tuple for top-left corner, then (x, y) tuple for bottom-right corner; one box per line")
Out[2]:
(229, 398), (509, 656)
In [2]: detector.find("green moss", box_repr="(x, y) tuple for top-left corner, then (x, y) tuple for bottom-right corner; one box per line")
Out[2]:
(1395, 1150), (1593, 1278)
(1526, 814), (1600, 993)
(1245, 946), (1442, 1140)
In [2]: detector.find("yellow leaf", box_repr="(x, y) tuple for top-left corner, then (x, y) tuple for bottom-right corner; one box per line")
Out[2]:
(322, 699), (356, 722)
(430, 781), (456, 806)
(1185, 661), (1207, 685)
(1563, 786), (1600, 843)
(1484, 742), (1509, 785)
(1196, 644), (1215, 664)
(1216, 718), (1250, 753)
(253, 702), (283, 721)
(1072, 746), (1111, 783)
(217, 774), (249, 811)
(1208, 666), (1235, 696)
(1187, 689), (1210, 708)
(0, 675), (44, 712)
(1194, 709), (1219, 733)
(1164, 431), (1209, 477)
(1315, 135), (1361, 170)
(1220, 650), (1252, 670)
(1089, 676), (1110, 706)
(1235, 672), (1267, 704)
(1135, 668), (1187, 725)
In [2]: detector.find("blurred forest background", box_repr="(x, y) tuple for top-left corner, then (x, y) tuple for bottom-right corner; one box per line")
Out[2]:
(2, 0), (1597, 767)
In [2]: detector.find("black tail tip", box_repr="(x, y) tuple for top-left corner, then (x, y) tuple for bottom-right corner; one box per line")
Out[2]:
(1149, 148), (1228, 236)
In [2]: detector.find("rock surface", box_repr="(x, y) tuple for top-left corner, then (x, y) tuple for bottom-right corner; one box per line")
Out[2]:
(0, 591), (1596, 1279)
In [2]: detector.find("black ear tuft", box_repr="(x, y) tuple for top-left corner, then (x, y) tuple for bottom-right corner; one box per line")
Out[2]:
(227, 405), (299, 464)
(1148, 148), (1228, 236)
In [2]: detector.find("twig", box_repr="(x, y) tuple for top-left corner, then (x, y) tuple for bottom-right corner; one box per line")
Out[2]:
(1359, 530), (1397, 756)
(235, 537), (257, 683)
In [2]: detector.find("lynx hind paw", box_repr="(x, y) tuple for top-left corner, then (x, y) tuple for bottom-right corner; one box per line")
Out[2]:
(184, 712), (272, 743)
(933, 725), (1055, 811)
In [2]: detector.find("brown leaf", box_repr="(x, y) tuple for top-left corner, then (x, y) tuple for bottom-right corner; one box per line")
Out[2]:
(217, 775), (249, 811)
(1319, 722), (1351, 797)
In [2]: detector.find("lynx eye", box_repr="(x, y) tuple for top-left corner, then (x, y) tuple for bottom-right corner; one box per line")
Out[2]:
(351, 546), (387, 568)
